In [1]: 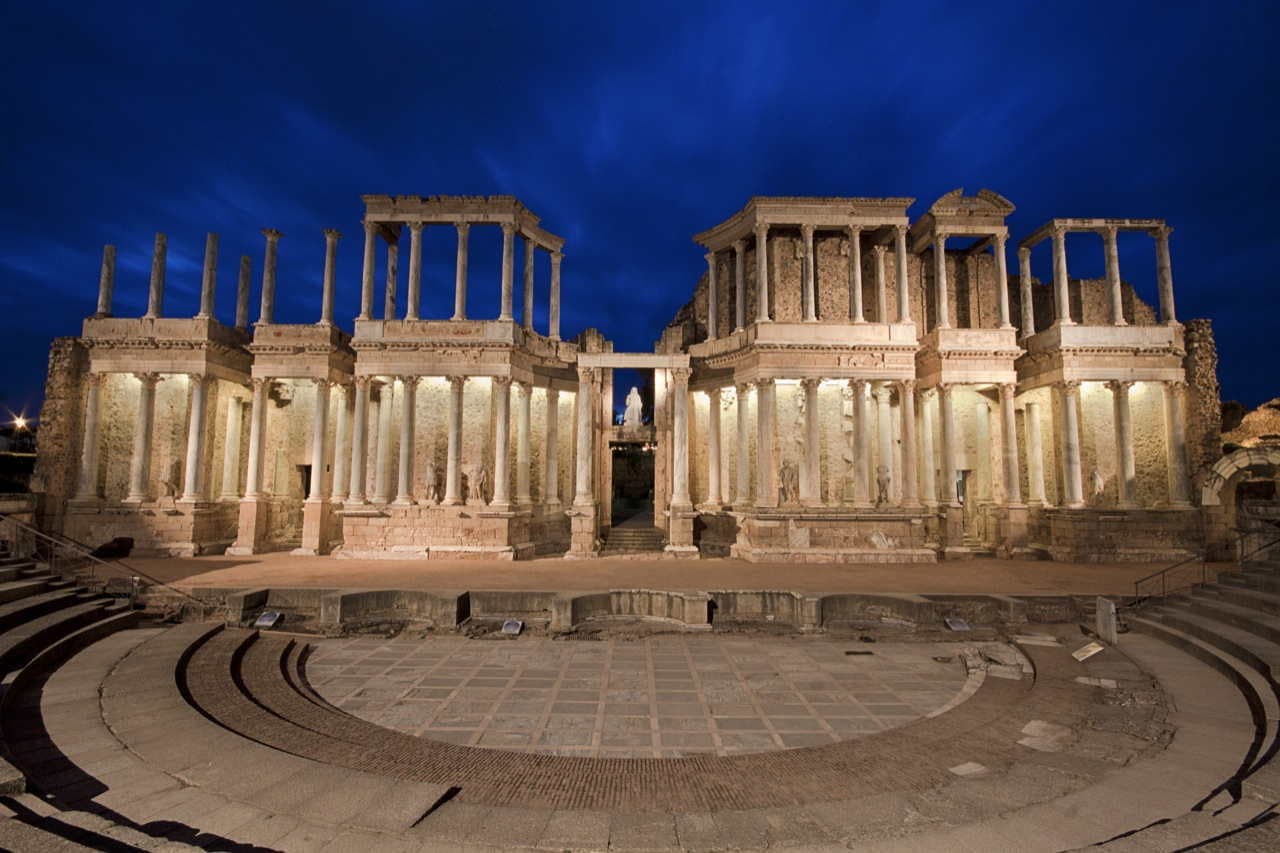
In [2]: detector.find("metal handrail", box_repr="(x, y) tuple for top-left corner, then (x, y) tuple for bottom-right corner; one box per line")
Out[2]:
(0, 511), (203, 606)
(1131, 530), (1280, 604)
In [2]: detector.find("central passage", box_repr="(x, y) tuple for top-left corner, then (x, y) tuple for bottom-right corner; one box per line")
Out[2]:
(306, 635), (987, 759)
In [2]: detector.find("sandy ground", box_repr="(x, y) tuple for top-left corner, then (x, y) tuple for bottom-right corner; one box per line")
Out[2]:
(119, 551), (1233, 596)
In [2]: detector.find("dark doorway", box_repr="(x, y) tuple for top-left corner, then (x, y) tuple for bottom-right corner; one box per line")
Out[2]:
(610, 442), (655, 527)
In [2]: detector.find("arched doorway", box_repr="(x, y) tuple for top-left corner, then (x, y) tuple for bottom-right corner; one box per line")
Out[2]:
(1201, 447), (1280, 559)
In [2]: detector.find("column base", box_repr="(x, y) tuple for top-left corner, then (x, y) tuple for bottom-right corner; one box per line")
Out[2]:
(228, 497), (269, 556)
(296, 499), (337, 556)
(391, 496), (417, 507)
(566, 502), (599, 558)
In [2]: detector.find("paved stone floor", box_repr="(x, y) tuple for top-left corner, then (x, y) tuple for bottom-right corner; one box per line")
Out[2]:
(306, 634), (990, 759)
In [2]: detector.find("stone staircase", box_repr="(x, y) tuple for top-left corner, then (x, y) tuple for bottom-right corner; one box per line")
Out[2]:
(599, 525), (666, 556)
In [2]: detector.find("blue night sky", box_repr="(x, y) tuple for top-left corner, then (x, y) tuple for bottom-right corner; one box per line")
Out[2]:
(2, 1), (1277, 426)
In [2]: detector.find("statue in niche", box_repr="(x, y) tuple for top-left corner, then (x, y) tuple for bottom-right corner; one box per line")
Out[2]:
(422, 459), (439, 505)
(875, 464), (891, 508)
(1091, 468), (1106, 504)
(158, 458), (182, 502)
(779, 461), (800, 506)
(623, 387), (644, 429)
(466, 461), (489, 507)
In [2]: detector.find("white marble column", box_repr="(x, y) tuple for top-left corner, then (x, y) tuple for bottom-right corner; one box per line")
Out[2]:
(549, 250), (562, 340)
(490, 377), (512, 509)
(934, 231), (950, 329)
(847, 226), (864, 323)
(180, 374), (208, 502)
(383, 236), (399, 320)
(406, 222), (423, 320)
(197, 233), (218, 319)
(938, 383), (958, 506)
(499, 223), (515, 321)
(330, 383), (351, 502)
(706, 388), (722, 507)
(244, 378), (268, 500)
(347, 377), (371, 504)
(1052, 225), (1073, 325)
(453, 223), (469, 321)
(95, 246), (115, 317)
(359, 222), (376, 320)
(372, 380), (395, 503)
(1154, 226), (1177, 325)
(671, 368), (692, 508)
(920, 389), (938, 506)
(994, 234), (1013, 329)
(393, 376), (416, 505)
(895, 225), (911, 323)
(755, 224), (771, 323)
(1025, 400), (1046, 505)
(308, 379), (330, 502)
(259, 229), (282, 324)
(573, 367), (594, 506)
(873, 245), (888, 323)
(733, 239), (746, 331)
(145, 233), (166, 319)
(522, 238), (536, 330)
(875, 384), (893, 502)
(1108, 380), (1135, 507)
(1165, 381), (1191, 506)
(544, 387), (560, 506)
(1059, 381), (1084, 507)
(1102, 226), (1125, 326)
(516, 381), (532, 506)
(899, 380), (919, 507)
(735, 383), (752, 505)
(235, 255), (251, 330)
(801, 224), (816, 322)
(705, 252), (718, 339)
(444, 376), (465, 505)
(999, 384), (1022, 505)
(1018, 246), (1035, 341)
(219, 397), (244, 501)
(755, 378), (776, 507)
(801, 378), (820, 505)
(320, 229), (340, 324)
(850, 380), (870, 507)
(74, 373), (104, 500)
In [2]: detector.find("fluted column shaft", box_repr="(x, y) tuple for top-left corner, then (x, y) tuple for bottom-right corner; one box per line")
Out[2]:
(934, 232), (950, 329)
(735, 383), (751, 505)
(671, 368), (692, 507)
(96, 246), (115, 317)
(145, 233), (167, 318)
(921, 390), (938, 506)
(406, 223), (423, 320)
(383, 238), (399, 320)
(544, 388), (560, 506)
(235, 256), (252, 329)
(245, 378), (269, 499)
(373, 380), (395, 503)
(900, 380), (919, 507)
(1102, 227), (1125, 326)
(549, 251), (562, 340)
(444, 377), (465, 505)
(1109, 380), (1135, 506)
(1018, 247), (1035, 340)
(1052, 226), (1073, 325)
(706, 388), (722, 506)
(733, 240), (746, 331)
(516, 381), (532, 506)
(755, 378), (776, 507)
(1166, 381), (1191, 505)
(801, 224), (816, 322)
(499, 224), (515, 320)
(74, 374), (104, 499)
(875, 384), (893, 502)
(330, 384), (351, 502)
(259, 229), (282, 324)
(873, 245), (888, 323)
(999, 384), (1022, 505)
(938, 384), (958, 506)
(394, 377), (416, 505)
(347, 377), (370, 504)
(851, 380), (870, 506)
(755, 225), (771, 323)
(321, 230), (340, 324)
(197, 233), (218, 318)
(359, 223), (376, 319)
(574, 368), (594, 505)
(995, 234), (1012, 328)
(1154, 226), (1177, 324)
(180, 375), (208, 501)
(848, 226), (864, 322)
(522, 238), (535, 330)
(895, 225), (911, 323)
(308, 380), (330, 502)
(219, 397), (243, 500)
(490, 378), (512, 508)
(801, 379), (820, 504)
(453, 223), (470, 320)
(1060, 382), (1084, 507)
(704, 252), (718, 339)
(1025, 401), (1046, 505)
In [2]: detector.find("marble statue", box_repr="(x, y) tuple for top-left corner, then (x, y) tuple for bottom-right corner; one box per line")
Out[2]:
(422, 459), (439, 505)
(623, 386), (643, 429)
(875, 464), (891, 508)
(779, 461), (799, 505)
(1091, 468), (1106, 503)
(466, 461), (489, 507)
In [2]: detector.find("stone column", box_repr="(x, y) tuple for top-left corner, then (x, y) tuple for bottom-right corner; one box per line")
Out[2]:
(850, 380), (870, 507)
(516, 381), (532, 506)
(875, 384), (894, 502)
(873, 245), (888, 323)
(1025, 401), (1046, 505)
(1154, 225), (1177, 325)
(1059, 381), (1084, 507)
(499, 223), (515, 321)
(453, 223), (470, 320)
(372, 380), (395, 503)
(801, 224), (816, 322)
(706, 387), (722, 507)
(801, 378), (820, 505)
(994, 234), (1013, 329)
(735, 383), (752, 506)
(444, 376), (465, 505)
(197, 233), (218, 319)
(180, 374), (208, 502)
(308, 380), (330, 502)
(1052, 224), (1073, 325)
(1018, 246), (1034, 341)
(1102, 226), (1125, 326)
(522, 238), (536, 330)
(489, 377), (512, 509)
(405, 222), (423, 320)
(938, 383), (958, 505)
(549, 250), (562, 340)
(95, 246), (115, 317)
(933, 231), (950, 329)
(347, 377), (370, 504)
(755, 224), (771, 323)
(704, 252), (718, 339)
(235, 255), (252, 329)
(1108, 380), (1136, 507)
(671, 368), (692, 508)
(920, 390), (938, 506)
(319, 230), (339, 324)
(219, 397), (243, 501)
(359, 222), (376, 320)
(244, 378), (269, 499)
(383, 236), (399, 320)
(999, 384), (1022, 505)
(545, 387), (560, 507)
(73, 373), (104, 500)
(144, 233), (166, 319)
(847, 226), (864, 323)
(733, 239), (746, 331)
(393, 377), (416, 505)
(1165, 381), (1191, 506)
(895, 225), (911, 323)
(573, 367), (595, 506)
(899, 380), (919, 507)
(755, 378), (776, 507)
(330, 383), (350, 502)
(259, 229), (282, 324)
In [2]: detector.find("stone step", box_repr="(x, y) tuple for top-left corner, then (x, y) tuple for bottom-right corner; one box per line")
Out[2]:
(1181, 593), (1280, 647)
(1230, 571), (1280, 595)
(0, 599), (125, 673)
(1209, 584), (1280, 617)
(0, 577), (52, 606)
(0, 587), (91, 636)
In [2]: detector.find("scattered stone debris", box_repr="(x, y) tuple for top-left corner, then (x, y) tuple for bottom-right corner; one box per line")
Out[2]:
(1072, 641), (1106, 662)
(1012, 632), (1062, 647)
(1018, 720), (1074, 752)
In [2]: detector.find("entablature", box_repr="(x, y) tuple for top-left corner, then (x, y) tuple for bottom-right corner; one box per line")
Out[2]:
(1019, 217), (1166, 249)
(694, 196), (914, 252)
(361, 194), (565, 251)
